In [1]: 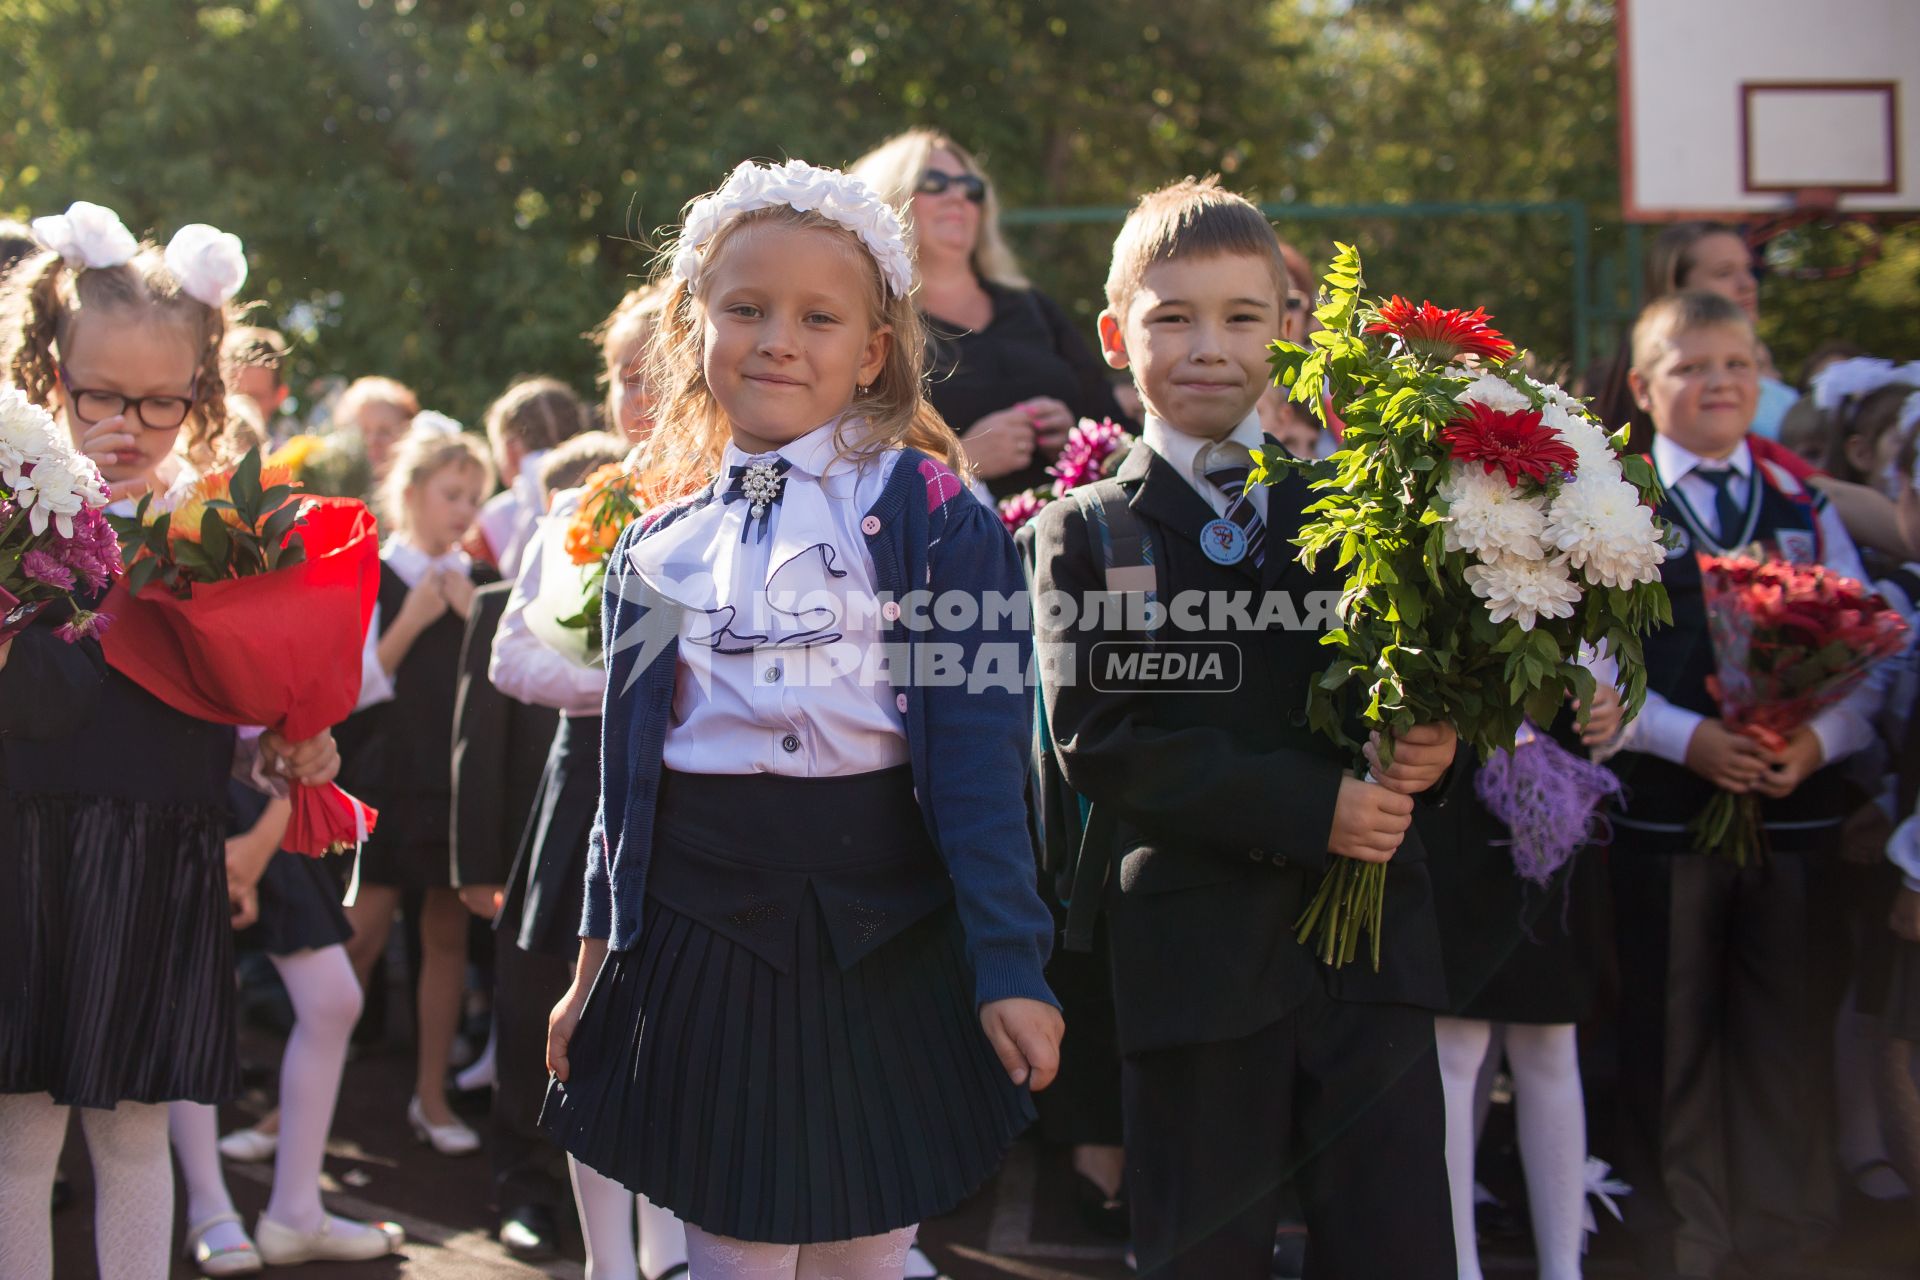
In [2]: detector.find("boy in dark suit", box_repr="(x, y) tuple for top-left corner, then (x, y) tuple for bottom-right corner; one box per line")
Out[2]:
(1031, 178), (1458, 1278)
(1604, 290), (1884, 1279)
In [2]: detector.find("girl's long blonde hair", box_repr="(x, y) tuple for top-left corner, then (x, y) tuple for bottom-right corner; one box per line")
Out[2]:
(635, 202), (966, 505)
(849, 129), (1029, 290)
(376, 427), (492, 541)
(0, 244), (230, 463)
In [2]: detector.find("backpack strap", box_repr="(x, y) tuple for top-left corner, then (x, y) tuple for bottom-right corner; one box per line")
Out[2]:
(1058, 485), (1159, 951)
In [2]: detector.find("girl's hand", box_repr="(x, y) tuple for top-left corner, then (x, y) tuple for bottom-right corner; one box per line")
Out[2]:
(960, 409), (1037, 479)
(1575, 681), (1625, 746)
(980, 997), (1063, 1091)
(1019, 396), (1075, 452)
(396, 576), (450, 631)
(437, 569), (476, 623)
(547, 988), (589, 1082)
(1328, 775), (1414, 862)
(458, 884), (503, 919)
(73, 414), (153, 501)
(260, 728), (340, 787)
(228, 879), (259, 930)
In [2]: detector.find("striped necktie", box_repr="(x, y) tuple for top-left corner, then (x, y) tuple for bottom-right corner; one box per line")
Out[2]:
(1203, 446), (1266, 569)
(1695, 466), (1744, 545)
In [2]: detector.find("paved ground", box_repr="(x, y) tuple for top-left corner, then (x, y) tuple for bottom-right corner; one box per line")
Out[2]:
(47, 980), (1920, 1279)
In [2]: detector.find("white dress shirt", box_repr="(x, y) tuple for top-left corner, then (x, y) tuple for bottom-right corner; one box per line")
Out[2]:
(1140, 409), (1270, 523)
(626, 419), (909, 777)
(490, 488), (608, 717)
(476, 451), (548, 582)
(1611, 435), (1880, 769)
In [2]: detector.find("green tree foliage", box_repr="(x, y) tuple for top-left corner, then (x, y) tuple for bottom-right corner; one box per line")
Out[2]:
(0, 0), (1908, 422)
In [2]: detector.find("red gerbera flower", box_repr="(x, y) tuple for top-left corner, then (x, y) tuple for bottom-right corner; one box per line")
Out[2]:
(1440, 402), (1578, 487)
(1365, 296), (1516, 364)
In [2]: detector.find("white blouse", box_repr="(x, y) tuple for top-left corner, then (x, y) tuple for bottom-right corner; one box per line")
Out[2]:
(626, 419), (909, 777)
(489, 488), (608, 718)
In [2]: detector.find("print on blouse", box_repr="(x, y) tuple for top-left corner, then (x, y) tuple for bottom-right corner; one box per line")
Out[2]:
(688, 542), (848, 654)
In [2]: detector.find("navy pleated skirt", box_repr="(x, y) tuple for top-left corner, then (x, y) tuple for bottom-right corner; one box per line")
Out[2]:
(0, 792), (239, 1107)
(539, 766), (1035, 1244)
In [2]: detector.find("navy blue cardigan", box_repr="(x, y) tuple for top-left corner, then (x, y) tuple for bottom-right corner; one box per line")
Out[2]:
(583, 448), (1058, 1009)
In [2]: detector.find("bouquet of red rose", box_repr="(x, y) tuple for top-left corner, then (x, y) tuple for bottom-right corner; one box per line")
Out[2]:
(0, 387), (121, 643)
(102, 447), (382, 855)
(1255, 245), (1672, 968)
(998, 418), (1137, 533)
(1692, 551), (1909, 864)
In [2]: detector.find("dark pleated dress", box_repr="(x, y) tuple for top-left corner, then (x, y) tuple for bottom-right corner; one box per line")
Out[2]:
(540, 766), (1036, 1244)
(0, 664), (240, 1107)
(1420, 751), (1607, 1025)
(497, 714), (599, 959)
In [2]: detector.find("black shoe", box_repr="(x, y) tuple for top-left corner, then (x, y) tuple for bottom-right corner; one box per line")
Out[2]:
(1271, 1224), (1308, 1279)
(498, 1202), (560, 1261)
(1071, 1171), (1131, 1239)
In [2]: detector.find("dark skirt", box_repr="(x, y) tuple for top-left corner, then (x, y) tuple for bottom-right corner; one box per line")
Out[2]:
(498, 716), (597, 959)
(356, 822), (452, 891)
(0, 791), (240, 1107)
(243, 850), (352, 956)
(539, 767), (1035, 1244)
(1422, 760), (1605, 1025)
(1884, 939), (1920, 1042)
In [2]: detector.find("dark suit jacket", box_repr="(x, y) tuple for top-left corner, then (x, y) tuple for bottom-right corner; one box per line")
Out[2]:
(0, 622), (105, 741)
(450, 582), (559, 888)
(1031, 442), (1448, 1056)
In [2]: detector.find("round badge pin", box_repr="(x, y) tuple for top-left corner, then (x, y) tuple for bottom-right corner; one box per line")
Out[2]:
(1200, 518), (1248, 566)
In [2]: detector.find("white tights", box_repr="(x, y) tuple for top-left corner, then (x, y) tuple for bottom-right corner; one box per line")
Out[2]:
(684, 1221), (917, 1280)
(0, 1093), (173, 1279)
(170, 944), (363, 1239)
(570, 1155), (690, 1280)
(1436, 1017), (1587, 1280)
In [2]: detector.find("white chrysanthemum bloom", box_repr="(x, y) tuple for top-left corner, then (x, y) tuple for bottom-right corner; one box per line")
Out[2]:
(1438, 466), (1549, 561)
(1463, 553), (1583, 631)
(1540, 400), (1621, 482)
(1524, 375), (1588, 418)
(6, 450), (90, 537)
(1545, 470), (1665, 589)
(1455, 370), (1533, 415)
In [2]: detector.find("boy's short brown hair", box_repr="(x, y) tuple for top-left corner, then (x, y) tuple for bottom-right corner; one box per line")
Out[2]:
(483, 375), (587, 454)
(1103, 177), (1290, 316)
(1630, 290), (1754, 373)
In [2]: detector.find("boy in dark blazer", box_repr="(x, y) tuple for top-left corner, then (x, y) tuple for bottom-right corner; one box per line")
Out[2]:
(1031, 178), (1457, 1278)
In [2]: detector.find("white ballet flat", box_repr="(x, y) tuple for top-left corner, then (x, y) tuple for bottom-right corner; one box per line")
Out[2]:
(407, 1095), (480, 1155)
(255, 1212), (404, 1265)
(184, 1212), (264, 1277)
(216, 1125), (279, 1163)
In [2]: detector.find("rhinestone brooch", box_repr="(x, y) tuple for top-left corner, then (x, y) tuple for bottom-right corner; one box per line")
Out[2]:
(740, 459), (786, 519)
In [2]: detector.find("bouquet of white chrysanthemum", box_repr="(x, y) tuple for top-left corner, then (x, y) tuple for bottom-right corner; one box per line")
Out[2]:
(1253, 245), (1671, 969)
(0, 386), (120, 643)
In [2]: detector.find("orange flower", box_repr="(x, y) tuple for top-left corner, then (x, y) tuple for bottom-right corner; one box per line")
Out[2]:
(565, 463), (643, 566)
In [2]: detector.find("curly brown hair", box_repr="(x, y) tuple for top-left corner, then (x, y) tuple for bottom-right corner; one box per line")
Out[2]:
(0, 244), (230, 465)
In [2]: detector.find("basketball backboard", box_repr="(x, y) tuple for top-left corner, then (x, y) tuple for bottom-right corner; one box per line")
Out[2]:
(1618, 0), (1919, 219)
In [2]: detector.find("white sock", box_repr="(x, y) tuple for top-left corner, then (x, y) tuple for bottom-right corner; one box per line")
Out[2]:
(81, 1100), (173, 1279)
(571, 1155), (638, 1280)
(1435, 1016), (1494, 1280)
(638, 1192), (689, 1276)
(1505, 1023), (1587, 1280)
(0, 1093), (69, 1280)
(169, 1100), (248, 1256)
(456, 1018), (498, 1092)
(263, 945), (362, 1234)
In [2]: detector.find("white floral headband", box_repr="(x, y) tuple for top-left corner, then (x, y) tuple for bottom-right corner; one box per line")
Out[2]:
(410, 410), (463, 439)
(29, 200), (248, 308)
(670, 159), (915, 300)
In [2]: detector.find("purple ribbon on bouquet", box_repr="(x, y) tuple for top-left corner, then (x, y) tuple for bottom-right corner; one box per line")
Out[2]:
(1475, 721), (1623, 885)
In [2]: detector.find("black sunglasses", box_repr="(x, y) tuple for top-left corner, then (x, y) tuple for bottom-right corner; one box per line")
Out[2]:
(916, 170), (987, 204)
(56, 363), (198, 431)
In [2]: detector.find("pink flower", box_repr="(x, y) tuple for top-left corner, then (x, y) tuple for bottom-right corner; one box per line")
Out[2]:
(21, 549), (75, 589)
(1049, 419), (1132, 497)
(999, 490), (1046, 532)
(56, 609), (110, 643)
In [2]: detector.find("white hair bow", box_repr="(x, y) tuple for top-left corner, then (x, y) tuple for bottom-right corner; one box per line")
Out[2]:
(165, 223), (249, 308)
(30, 201), (138, 271)
(410, 410), (463, 439)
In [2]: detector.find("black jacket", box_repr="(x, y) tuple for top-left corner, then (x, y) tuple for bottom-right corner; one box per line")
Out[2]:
(449, 582), (558, 887)
(1031, 442), (1448, 1054)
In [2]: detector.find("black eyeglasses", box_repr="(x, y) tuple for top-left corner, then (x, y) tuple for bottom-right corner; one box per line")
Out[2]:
(916, 170), (987, 204)
(57, 364), (198, 430)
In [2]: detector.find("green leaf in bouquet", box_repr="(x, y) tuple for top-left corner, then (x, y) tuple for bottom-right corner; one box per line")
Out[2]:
(127, 555), (160, 597)
(257, 485), (296, 516)
(229, 446), (264, 511)
(261, 499), (304, 550)
(198, 508), (231, 564)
